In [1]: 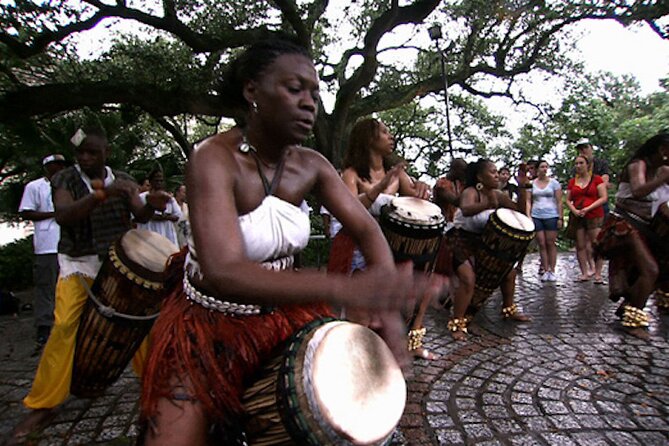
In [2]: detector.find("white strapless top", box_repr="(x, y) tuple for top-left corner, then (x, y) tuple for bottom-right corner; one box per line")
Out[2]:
(453, 208), (494, 234)
(185, 195), (310, 278)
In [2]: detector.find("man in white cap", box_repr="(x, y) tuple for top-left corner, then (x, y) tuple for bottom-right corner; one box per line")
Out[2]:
(18, 154), (69, 348)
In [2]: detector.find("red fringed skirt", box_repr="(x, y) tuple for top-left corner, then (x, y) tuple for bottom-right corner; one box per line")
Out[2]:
(327, 230), (357, 274)
(140, 273), (332, 427)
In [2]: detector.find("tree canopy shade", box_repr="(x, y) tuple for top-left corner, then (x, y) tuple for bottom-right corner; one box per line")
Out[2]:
(1, 0), (667, 182)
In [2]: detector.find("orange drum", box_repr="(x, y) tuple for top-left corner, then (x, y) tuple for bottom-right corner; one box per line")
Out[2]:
(243, 319), (406, 445)
(71, 229), (178, 398)
(379, 196), (445, 266)
(471, 209), (534, 310)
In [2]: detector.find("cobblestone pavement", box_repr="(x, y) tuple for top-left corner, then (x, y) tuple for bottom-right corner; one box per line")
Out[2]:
(1, 252), (668, 445)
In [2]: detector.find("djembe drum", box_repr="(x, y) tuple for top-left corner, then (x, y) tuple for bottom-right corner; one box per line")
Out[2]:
(71, 229), (178, 398)
(243, 319), (406, 446)
(379, 196), (445, 267)
(470, 208), (535, 310)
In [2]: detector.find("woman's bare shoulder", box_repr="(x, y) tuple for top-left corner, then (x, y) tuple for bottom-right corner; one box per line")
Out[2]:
(190, 130), (240, 165)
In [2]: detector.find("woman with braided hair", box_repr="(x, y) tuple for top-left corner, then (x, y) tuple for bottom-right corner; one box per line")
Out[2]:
(139, 38), (442, 444)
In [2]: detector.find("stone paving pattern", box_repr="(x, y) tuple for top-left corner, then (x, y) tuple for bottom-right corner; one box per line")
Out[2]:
(1, 252), (668, 445)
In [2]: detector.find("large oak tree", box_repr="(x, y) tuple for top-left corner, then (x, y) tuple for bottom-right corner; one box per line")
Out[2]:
(1, 0), (667, 181)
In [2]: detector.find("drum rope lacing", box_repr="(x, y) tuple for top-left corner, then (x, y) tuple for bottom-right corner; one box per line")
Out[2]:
(76, 275), (160, 321)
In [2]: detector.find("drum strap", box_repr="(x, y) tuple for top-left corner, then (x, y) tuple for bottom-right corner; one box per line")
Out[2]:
(76, 275), (160, 321)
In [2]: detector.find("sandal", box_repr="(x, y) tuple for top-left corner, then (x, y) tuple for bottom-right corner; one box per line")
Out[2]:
(594, 277), (606, 285)
(575, 275), (590, 282)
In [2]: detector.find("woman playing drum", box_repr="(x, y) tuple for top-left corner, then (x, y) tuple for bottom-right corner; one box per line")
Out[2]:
(139, 39), (442, 445)
(595, 133), (669, 336)
(328, 118), (429, 275)
(448, 159), (531, 340)
(329, 118), (438, 360)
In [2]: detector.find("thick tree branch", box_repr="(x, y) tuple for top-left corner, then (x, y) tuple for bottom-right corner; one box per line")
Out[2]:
(0, 82), (228, 121)
(333, 0), (440, 126)
(152, 115), (191, 159)
(272, 0), (309, 46)
(0, 12), (107, 58)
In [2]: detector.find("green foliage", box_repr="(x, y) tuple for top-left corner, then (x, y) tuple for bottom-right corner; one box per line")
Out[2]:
(549, 73), (669, 182)
(0, 236), (33, 291)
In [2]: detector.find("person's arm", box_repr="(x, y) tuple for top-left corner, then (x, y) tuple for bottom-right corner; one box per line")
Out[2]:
(151, 197), (182, 222)
(433, 179), (459, 208)
(111, 180), (170, 224)
(628, 160), (669, 199)
(190, 139), (428, 312)
(582, 178), (607, 214)
(342, 164), (404, 208)
(554, 182), (564, 229)
(18, 183), (54, 221)
(564, 181), (584, 217)
(53, 185), (106, 226)
(19, 210), (54, 221)
(459, 187), (494, 216)
(398, 171), (430, 199)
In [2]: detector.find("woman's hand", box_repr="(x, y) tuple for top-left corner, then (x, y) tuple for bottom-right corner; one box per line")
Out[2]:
(378, 163), (405, 192)
(412, 180), (431, 200)
(351, 263), (446, 370)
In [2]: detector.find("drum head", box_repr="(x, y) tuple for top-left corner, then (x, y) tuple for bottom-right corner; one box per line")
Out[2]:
(495, 208), (535, 232)
(120, 229), (178, 273)
(309, 322), (406, 444)
(388, 196), (444, 225)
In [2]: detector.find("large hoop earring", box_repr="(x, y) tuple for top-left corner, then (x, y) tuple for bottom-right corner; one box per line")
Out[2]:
(476, 182), (484, 191)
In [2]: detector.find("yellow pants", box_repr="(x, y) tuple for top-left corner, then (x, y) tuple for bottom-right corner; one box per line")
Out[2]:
(24, 274), (149, 409)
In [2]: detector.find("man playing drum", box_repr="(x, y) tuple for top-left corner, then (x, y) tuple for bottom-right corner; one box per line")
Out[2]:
(10, 128), (171, 442)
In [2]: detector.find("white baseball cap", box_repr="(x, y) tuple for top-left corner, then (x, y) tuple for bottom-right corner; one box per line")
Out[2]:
(576, 138), (591, 146)
(42, 154), (67, 166)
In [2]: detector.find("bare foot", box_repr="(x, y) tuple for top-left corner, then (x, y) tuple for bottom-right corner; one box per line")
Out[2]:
(450, 330), (467, 341)
(7, 409), (56, 445)
(621, 326), (650, 340)
(467, 323), (485, 336)
(507, 312), (531, 322)
(412, 347), (439, 360)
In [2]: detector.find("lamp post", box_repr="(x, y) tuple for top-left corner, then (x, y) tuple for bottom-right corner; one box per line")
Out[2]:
(428, 24), (454, 157)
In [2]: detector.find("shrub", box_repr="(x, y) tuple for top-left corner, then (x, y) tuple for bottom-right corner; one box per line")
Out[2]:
(0, 236), (34, 291)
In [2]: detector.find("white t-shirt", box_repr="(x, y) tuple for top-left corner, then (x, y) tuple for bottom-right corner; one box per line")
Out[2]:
(18, 177), (60, 254)
(137, 192), (183, 246)
(531, 178), (561, 219)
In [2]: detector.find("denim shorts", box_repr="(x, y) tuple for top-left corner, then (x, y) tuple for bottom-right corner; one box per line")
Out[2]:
(532, 217), (559, 232)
